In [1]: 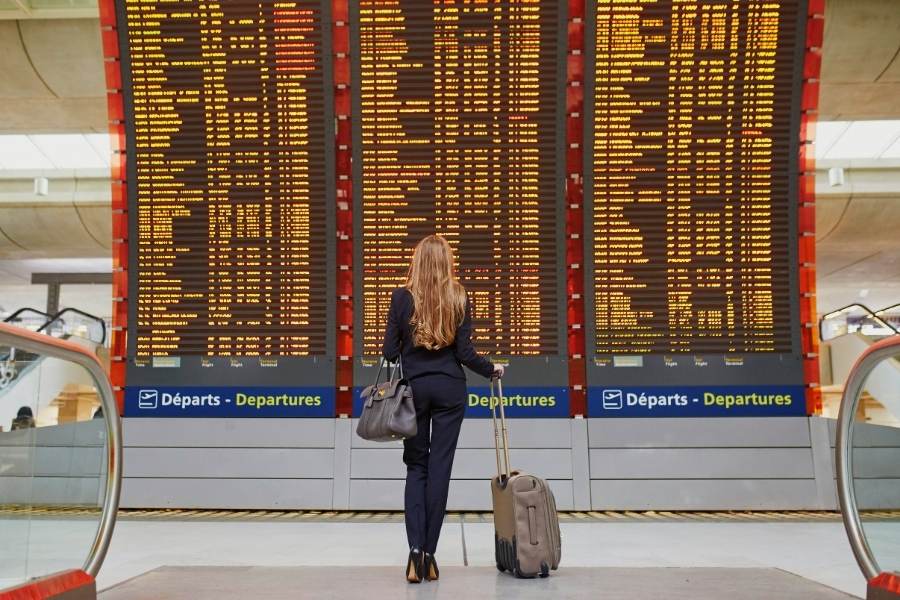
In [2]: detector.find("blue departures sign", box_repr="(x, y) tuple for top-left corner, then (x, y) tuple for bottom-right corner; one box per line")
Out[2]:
(587, 386), (807, 417)
(124, 387), (335, 417)
(353, 386), (570, 418)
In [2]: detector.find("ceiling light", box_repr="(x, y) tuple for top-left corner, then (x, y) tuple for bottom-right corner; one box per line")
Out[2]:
(34, 176), (49, 196)
(827, 166), (844, 187)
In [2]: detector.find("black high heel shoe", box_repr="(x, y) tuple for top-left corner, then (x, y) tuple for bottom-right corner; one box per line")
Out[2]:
(424, 553), (439, 581)
(406, 548), (424, 583)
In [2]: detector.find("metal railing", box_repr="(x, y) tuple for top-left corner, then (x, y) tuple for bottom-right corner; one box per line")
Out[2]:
(835, 334), (900, 581)
(0, 321), (122, 577)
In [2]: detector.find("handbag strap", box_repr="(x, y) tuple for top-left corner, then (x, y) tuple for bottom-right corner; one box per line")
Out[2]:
(374, 355), (404, 387)
(390, 355), (404, 380)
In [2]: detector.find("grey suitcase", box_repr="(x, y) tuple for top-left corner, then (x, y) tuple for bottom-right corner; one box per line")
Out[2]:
(489, 377), (562, 578)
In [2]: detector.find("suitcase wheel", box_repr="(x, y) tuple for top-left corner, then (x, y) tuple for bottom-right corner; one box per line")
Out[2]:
(539, 562), (549, 578)
(496, 561), (505, 572)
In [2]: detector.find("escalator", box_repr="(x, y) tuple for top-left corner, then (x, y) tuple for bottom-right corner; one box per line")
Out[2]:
(1, 308), (109, 428)
(0, 320), (121, 599)
(836, 336), (900, 599)
(820, 304), (900, 423)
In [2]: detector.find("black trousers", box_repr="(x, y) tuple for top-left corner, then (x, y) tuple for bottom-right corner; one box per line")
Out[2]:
(403, 374), (467, 554)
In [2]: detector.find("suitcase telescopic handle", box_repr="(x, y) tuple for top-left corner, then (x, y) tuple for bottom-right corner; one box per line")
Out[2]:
(490, 375), (512, 481)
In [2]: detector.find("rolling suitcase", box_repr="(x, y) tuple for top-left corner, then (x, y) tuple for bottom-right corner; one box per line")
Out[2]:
(489, 376), (562, 578)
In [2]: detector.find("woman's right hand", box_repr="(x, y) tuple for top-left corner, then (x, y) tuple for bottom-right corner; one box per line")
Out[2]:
(492, 364), (505, 379)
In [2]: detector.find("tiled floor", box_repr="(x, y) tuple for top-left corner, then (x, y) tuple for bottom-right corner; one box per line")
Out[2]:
(85, 517), (881, 598)
(98, 565), (858, 600)
(3, 514), (894, 598)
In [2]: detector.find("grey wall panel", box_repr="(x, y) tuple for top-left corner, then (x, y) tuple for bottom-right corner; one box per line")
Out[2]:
(827, 418), (900, 447)
(590, 479), (821, 510)
(0, 429), (36, 447)
(0, 477), (32, 504)
(349, 479), (574, 511)
(851, 424), (900, 447)
(124, 448), (335, 479)
(2, 446), (103, 477)
(120, 478), (334, 509)
(0, 445), (32, 474)
(349, 448), (403, 478)
(33, 477), (102, 505)
(588, 418), (811, 448)
(350, 419), (572, 449)
(0, 477), (102, 505)
(332, 418), (352, 509)
(351, 448), (573, 480)
(809, 417), (838, 509)
(123, 418), (336, 448)
(854, 479), (900, 510)
(0, 422), (106, 506)
(589, 448), (815, 480)
(347, 479), (399, 510)
(571, 418), (591, 510)
(99, 417), (895, 511)
(72, 420), (108, 447)
(850, 448), (900, 479)
(351, 434), (404, 451)
(0, 420), (105, 447)
(455, 419), (572, 449)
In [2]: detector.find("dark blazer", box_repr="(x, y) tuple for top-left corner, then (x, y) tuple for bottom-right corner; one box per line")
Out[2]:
(382, 287), (495, 381)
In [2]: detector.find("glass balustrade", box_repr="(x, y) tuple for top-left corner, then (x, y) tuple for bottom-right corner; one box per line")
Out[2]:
(0, 323), (121, 592)
(837, 335), (900, 583)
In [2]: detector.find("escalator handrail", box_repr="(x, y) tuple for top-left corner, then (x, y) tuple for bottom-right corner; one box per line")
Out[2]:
(37, 307), (107, 346)
(819, 303), (900, 341)
(835, 334), (900, 581)
(874, 303), (900, 317)
(3, 307), (53, 326)
(0, 321), (122, 579)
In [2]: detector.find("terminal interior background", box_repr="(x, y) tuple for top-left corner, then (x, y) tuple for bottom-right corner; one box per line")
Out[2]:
(0, 0), (899, 598)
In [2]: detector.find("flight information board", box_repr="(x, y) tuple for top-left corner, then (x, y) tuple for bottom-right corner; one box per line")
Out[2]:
(584, 0), (807, 417)
(350, 0), (569, 416)
(118, 0), (335, 416)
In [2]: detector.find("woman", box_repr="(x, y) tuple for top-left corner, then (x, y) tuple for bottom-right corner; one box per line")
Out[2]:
(382, 234), (504, 583)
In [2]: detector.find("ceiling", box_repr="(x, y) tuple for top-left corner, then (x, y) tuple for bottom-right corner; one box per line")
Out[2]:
(0, 133), (109, 169)
(816, 121), (900, 160)
(819, 0), (900, 120)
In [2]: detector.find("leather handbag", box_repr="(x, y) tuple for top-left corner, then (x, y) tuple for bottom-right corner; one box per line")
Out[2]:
(356, 357), (417, 442)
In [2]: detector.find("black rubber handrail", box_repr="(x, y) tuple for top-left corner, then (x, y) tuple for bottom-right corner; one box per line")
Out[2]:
(3, 307), (53, 327)
(819, 303), (900, 341)
(37, 307), (107, 345)
(2, 308), (53, 363)
(874, 303), (900, 317)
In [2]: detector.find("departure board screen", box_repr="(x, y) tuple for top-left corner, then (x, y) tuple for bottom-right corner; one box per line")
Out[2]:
(584, 0), (807, 417)
(350, 0), (569, 415)
(119, 0), (336, 414)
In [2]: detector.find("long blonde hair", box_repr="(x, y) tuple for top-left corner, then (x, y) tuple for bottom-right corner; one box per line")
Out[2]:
(405, 235), (466, 350)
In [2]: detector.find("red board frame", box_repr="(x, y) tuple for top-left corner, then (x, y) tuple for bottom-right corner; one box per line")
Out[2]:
(566, 0), (587, 416)
(333, 0), (354, 416)
(99, 0), (126, 414)
(801, 0), (824, 415)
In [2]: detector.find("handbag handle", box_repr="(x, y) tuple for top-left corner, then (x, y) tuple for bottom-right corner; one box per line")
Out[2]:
(390, 355), (404, 380)
(373, 355), (404, 387)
